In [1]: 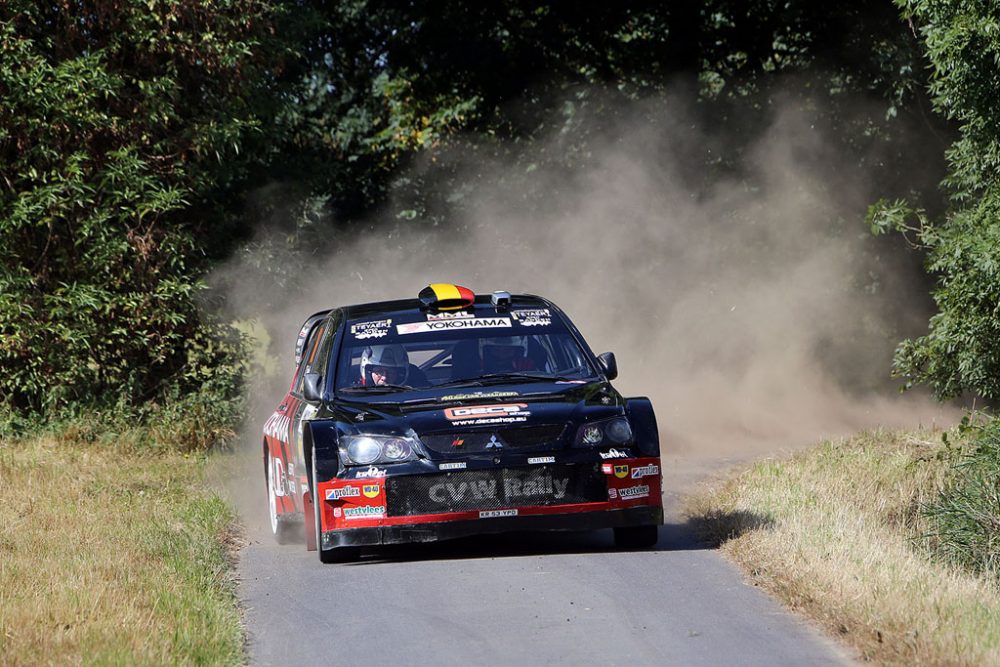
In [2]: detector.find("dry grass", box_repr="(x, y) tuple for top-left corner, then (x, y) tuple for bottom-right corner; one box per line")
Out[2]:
(686, 429), (1000, 666)
(0, 430), (243, 666)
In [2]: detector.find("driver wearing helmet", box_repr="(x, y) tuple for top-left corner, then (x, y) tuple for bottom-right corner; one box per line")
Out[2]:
(479, 336), (536, 373)
(360, 344), (427, 386)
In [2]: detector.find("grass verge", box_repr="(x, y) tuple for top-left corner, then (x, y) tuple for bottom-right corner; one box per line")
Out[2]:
(0, 427), (244, 666)
(686, 429), (1000, 666)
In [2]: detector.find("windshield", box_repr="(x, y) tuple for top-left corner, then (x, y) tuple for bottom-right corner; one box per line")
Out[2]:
(335, 310), (597, 393)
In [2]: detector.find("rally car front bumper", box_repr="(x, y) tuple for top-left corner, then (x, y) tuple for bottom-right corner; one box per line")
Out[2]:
(320, 504), (663, 549)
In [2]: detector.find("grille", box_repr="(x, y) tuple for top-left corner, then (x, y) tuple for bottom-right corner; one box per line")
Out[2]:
(421, 425), (566, 453)
(386, 464), (606, 516)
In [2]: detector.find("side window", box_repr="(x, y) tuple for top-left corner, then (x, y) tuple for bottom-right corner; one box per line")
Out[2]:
(293, 321), (328, 395)
(311, 314), (339, 383)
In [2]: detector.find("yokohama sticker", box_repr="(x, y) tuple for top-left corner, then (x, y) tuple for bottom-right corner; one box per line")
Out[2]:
(528, 456), (555, 464)
(350, 319), (391, 339)
(397, 317), (511, 335)
(631, 464), (660, 479)
(343, 505), (386, 519)
(618, 484), (650, 500)
(325, 486), (360, 500)
(480, 509), (518, 518)
(439, 462), (467, 470)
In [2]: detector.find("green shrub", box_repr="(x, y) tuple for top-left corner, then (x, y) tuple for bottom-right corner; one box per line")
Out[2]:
(924, 418), (1000, 577)
(0, 1), (289, 418)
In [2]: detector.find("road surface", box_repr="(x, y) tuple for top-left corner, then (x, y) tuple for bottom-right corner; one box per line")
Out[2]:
(236, 456), (852, 666)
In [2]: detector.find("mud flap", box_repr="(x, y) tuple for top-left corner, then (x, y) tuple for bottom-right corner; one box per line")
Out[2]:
(304, 490), (317, 551)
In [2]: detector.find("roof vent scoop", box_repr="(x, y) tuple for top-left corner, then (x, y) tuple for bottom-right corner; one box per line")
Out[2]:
(491, 291), (511, 310)
(419, 283), (476, 311)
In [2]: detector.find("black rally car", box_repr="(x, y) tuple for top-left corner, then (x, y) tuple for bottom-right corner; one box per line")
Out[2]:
(262, 283), (663, 562)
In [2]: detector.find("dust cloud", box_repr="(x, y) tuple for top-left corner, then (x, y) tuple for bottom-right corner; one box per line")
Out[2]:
(216, 90), (957, 503)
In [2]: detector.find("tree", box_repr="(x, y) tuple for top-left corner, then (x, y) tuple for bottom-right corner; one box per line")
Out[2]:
(0, 1), (297, 415)
(869, 0), (1000, 400)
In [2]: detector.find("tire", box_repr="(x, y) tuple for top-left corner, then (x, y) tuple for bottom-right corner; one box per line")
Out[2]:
(614, 525), (659, 549)
(312, 447), (361, 564)
(267, 453), (296, 545)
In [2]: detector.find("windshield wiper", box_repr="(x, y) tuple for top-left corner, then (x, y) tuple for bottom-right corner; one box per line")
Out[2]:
(340, 383), (414, 394)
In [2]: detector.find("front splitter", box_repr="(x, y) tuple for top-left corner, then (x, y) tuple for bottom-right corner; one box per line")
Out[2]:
(320, 505), (662, 549)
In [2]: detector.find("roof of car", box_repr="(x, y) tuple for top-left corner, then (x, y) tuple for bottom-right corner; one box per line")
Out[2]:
(340, 293), (553, 320)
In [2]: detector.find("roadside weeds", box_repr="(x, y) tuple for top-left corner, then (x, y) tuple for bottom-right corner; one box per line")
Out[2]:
(0, 431), (244, 666)
(686, 429), (1000, 666)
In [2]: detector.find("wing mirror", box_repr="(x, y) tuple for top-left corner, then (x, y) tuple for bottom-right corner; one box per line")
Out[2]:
(597, 352), (618, 381)
(303, 373), (324, 402)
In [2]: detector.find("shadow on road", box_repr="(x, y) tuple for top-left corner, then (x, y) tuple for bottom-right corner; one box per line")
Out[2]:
(338, 514), (730, 565)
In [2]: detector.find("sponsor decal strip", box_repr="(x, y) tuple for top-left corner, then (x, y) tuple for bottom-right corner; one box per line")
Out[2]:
(599, 448), (630, 460)
(511, 308), (552, 326)
(343, 505), (386, 519)
(630, 464), (660, 479)
(444, 403), (529, 420)
(618, 484), (650, 500)
(427, 474), (570, 503)
(325, 486), (360, 500)
(350, 318), (391, 339)
(438, 391), (518, 402)
(397, 318), (511, 335)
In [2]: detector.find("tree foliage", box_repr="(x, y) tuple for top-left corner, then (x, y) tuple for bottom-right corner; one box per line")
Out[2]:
(869, 1), (1000, 400)
(0, 0), (976, 422)
(0, 1), (296, 416)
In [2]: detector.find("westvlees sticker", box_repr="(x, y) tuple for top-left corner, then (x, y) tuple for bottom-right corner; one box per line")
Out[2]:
(396, 317), (511, 335)
(479, 509), (518, 519)
(350, 319), (391, 339)
(618, 485), (650, 500)
(343, 505), (386, 519)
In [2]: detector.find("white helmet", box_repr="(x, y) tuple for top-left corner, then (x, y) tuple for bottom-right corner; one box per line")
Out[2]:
(360, 345), (410, 385)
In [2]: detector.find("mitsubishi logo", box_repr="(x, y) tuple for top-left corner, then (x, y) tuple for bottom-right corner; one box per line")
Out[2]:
(486, 434), (503, 449)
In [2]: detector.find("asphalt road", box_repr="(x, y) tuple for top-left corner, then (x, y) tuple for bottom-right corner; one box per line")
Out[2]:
(236, 456), (853, 666)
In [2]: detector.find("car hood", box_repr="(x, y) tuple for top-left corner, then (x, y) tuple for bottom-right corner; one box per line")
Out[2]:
(318, 381), (624, 455)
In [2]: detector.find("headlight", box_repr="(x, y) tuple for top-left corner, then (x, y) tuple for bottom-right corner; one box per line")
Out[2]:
(575, 417), (633, 447)
(346, 436), (381, 464)
(339, 433), (421, 466)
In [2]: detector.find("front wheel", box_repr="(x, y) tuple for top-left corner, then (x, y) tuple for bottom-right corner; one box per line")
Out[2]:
(614, 525), (659, 549)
